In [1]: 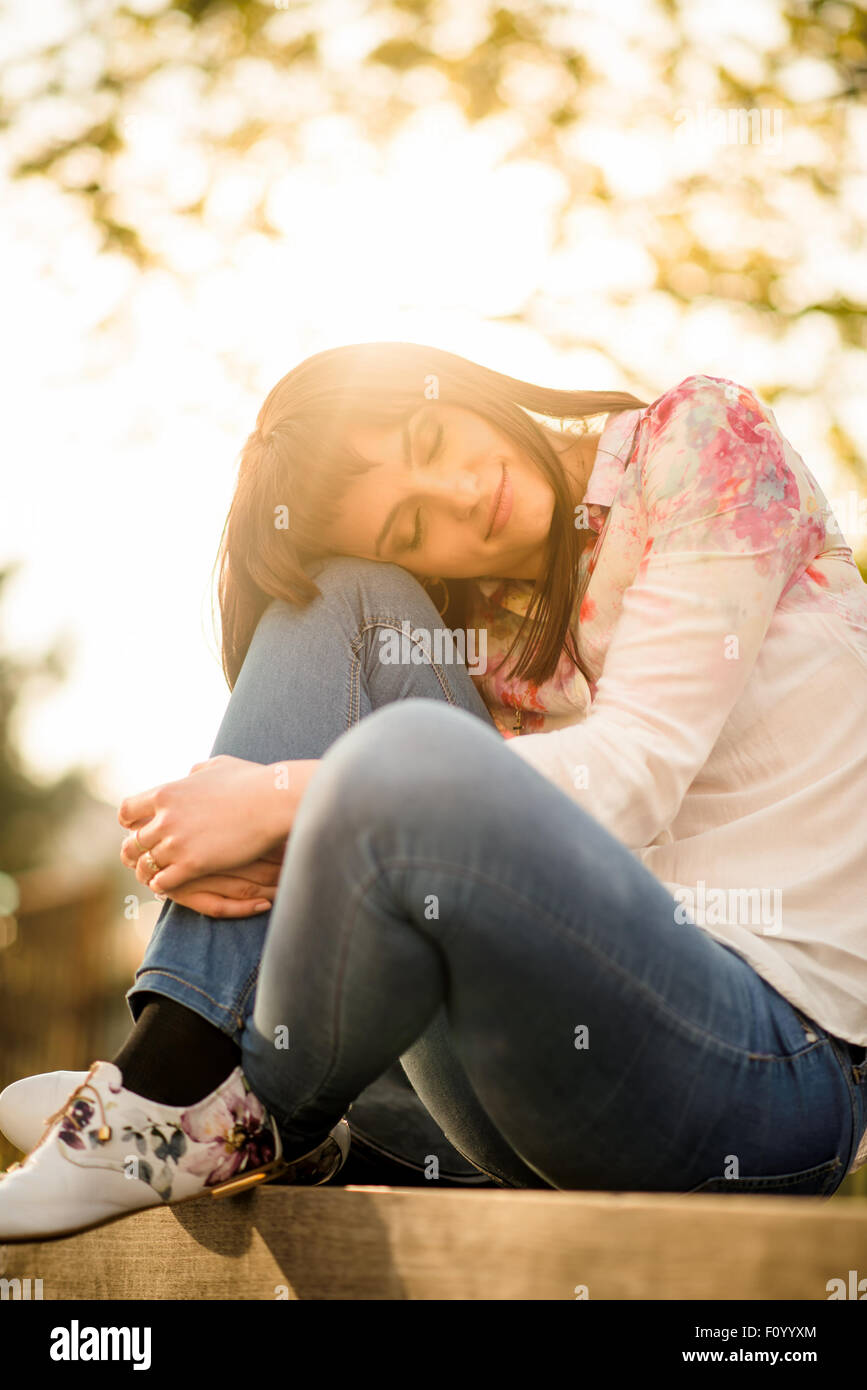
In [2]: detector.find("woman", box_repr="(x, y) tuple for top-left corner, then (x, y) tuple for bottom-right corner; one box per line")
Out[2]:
(2, 341), (866, 1241)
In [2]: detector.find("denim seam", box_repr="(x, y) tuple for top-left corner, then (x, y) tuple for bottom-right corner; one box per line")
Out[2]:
(135, 958), (260, 1035)
(687, 1155), (842, 1195)
(365, 851), (834, 1069)
(236, 965), (261, 1026)
(824, 1032), (864, 1174)
(131, 968), (245, 1031)
(348, 616), (462, 730)
(348, 639), (361, 730)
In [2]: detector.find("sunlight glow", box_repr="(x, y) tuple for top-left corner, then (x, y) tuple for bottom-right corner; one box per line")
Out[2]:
(1, 0), (863, 807)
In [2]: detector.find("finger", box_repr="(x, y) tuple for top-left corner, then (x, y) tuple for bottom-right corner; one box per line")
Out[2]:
(167, 891), (272, 918)
(120, 826), (157, 869)
(177, 874), (277, 901)
(135, 847), (167, 888)
(147, 861), (194, 895)
(229, 860), (281, 887)
(118, 789), (161, 828)
(188, 759), (213, 775)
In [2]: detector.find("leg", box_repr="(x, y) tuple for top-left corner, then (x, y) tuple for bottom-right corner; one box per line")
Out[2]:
(128, 556), (493, 1034)
(242, 700), (860, 1193)
(126, 556), (535, 1183)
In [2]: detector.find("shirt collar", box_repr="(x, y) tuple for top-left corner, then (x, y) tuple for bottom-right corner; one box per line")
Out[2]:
(581, 407), (646, 509)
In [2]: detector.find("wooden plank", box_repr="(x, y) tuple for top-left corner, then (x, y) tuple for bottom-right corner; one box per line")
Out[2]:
(3, 1188), (867, 1301)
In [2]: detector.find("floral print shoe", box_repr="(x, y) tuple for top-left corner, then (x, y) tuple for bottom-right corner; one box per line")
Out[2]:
(0, 1060), (350, 1242)
(0, 1069), (90, 1154)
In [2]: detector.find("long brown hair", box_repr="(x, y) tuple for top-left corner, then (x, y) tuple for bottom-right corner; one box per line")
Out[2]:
(216, 342), (646, 689)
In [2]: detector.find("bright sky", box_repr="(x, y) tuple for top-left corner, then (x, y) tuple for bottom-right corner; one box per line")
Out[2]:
(0, 0), (864, 807)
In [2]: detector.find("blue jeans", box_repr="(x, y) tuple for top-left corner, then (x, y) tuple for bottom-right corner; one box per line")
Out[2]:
(129, 557), (867, 1193)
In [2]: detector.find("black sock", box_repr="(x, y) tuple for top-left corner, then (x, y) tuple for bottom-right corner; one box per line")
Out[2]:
(112, 993), (242, 1106)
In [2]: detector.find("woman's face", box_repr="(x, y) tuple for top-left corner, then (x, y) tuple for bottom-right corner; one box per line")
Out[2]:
(321, 403), (570, 581)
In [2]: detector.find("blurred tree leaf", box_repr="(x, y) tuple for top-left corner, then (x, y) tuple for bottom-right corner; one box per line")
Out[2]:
(0, 0), (864, 497)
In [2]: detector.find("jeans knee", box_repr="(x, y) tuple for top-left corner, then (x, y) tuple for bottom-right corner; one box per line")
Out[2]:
(342, 698), (478, 769)
(250, 556), (433, 652)
(306, 554), (432, 611)
(255, 557), (441, 653)
(308, 700), (497, 832)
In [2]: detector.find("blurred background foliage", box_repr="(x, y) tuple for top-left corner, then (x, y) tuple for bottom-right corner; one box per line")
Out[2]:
(1, 3), (865, 405)
(1, 0), (865, 425)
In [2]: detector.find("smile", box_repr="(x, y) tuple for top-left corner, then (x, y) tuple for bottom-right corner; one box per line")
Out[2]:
(485, 463), (513, 541)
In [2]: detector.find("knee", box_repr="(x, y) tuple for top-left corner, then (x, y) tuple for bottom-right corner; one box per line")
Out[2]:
(302, 700), (499, 833)
(337, 697), (486, 777)
(256, 556), (438, 648)
(305, 554), (431, 612)
(247, 556), (431, 655)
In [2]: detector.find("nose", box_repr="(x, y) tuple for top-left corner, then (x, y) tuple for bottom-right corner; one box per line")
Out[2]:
(418, 469), (481, 515)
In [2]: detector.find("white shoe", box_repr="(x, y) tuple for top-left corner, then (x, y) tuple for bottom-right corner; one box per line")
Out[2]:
(0, 1060), (350, 1243)
(0, 1070), (88, 1154)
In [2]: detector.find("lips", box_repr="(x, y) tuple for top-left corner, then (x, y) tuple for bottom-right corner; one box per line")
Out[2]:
(485, 463), (512, 540)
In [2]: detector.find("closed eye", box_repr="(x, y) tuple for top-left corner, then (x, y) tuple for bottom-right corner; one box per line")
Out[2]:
(406, 508), (423, 552)
(400, 419), (443, 553)
(425, 421), (444, 466)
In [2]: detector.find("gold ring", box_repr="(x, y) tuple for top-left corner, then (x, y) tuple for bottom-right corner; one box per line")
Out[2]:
(142, 851), (161, 880)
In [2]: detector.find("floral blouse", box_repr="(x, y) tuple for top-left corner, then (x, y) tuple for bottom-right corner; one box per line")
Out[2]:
(467, 375), (867, 1095)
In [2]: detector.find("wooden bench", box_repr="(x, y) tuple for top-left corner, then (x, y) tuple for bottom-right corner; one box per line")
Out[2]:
(4, 1187), (867, 1300)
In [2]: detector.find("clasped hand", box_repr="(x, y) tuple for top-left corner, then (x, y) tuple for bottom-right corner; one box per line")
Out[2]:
(117, 754), (318, 919)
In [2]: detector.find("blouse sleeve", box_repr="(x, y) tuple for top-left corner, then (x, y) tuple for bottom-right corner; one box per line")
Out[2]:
(505, 375), (827, 849)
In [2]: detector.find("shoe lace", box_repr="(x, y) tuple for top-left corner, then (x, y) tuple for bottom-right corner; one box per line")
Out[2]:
(1, 1061), (111, 1178)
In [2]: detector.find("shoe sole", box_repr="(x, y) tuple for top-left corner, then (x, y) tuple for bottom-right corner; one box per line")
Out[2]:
(2, 1119), (352, 1244)
(0, 1155), (291, 1246)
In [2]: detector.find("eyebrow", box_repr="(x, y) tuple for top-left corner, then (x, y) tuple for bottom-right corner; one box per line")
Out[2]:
(374, 420), (412, 557)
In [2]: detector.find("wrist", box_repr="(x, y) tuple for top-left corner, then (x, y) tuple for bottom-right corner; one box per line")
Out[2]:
(263, 759), (319, 839)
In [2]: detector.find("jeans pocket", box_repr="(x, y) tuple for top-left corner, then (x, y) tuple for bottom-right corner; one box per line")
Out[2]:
(686, 1155), (844, 1197)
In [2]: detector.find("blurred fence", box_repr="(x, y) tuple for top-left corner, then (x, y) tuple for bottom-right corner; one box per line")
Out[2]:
(0, 863), (133, 1171)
